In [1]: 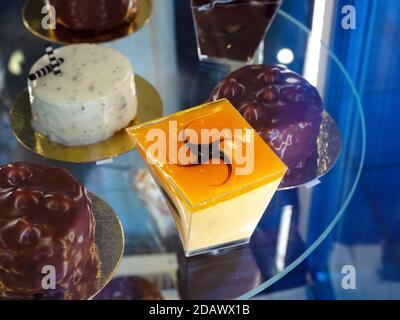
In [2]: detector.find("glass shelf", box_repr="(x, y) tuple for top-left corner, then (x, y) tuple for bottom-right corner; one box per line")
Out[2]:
(0, 3), (365, 300)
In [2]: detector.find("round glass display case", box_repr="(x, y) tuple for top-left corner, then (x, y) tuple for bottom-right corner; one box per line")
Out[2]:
(0, 2), (365, 300)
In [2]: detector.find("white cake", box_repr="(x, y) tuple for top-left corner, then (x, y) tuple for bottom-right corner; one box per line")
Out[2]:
(28, 44), (138, 146)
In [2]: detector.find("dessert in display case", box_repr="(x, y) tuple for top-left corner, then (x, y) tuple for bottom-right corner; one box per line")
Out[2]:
(22, 0), (152, 44)
(210, 64), (340, 188)
(0, 1), (367, 300)
(127, 99), (287, 256)
(0, 162), (124, 299)
(191, 0), (282, 64)
(10, 43), (163, 163)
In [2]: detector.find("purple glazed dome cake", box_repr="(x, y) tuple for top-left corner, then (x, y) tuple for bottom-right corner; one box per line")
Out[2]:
(211, 65), (324, 180)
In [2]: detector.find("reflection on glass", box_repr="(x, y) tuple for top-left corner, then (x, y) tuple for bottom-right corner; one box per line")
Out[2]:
(177, 245), (263, 299)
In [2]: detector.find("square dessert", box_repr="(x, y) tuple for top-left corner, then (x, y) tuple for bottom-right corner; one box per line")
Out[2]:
(127, 99), (287, 256)
(191, 0), (282, 63)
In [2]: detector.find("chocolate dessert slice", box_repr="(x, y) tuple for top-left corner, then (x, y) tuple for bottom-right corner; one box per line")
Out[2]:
(191, 0), (282, 63)
(127, 99), (287, 256)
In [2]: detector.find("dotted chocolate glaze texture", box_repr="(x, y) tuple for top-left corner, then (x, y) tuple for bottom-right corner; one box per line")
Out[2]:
(0, 162), (95, 298)
(211, 65), (323, 173)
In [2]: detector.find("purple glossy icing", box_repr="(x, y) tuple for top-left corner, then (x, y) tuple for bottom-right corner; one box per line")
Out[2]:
(211, 65), (323, 174)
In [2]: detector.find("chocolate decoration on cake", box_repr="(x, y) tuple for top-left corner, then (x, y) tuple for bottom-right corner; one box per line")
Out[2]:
(191, 0), (282, 62)
(44, 43), (62, 76)
(94, 276), (163, 300)
(211, 65), (324, 177)
(174, 123), (232, 186)
(0, 162), (96, 299)
(28, 58), (64, 81)
(47, 0), (139, 32)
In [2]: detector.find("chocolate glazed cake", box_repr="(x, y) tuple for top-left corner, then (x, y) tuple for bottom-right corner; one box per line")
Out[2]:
(211, 65), (323, 179)
(47, 0), (139, 32)
(0, 162), (96, 299)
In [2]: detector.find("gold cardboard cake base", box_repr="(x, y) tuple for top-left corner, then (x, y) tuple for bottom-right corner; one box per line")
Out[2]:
(10, 75), (163, 163)
(87, 192), (124, 300)
(0, 193), (124, 300)
(22, 0), (152, 44)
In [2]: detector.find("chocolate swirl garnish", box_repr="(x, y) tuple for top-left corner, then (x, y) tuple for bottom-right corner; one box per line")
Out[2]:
(28, 58), (65, 81)
(174, 123), (232, 186)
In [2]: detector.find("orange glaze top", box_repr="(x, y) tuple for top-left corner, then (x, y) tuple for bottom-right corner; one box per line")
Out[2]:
(127, 99), (287, 208)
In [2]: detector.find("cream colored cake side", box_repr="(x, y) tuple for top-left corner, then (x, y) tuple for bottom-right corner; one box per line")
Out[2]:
(145, 160), (283, 254)
(30, 78), (137, 146)
(186, 178), (283, 253)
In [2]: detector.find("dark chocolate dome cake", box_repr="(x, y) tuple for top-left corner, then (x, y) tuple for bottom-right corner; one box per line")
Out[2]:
(211, 65), (323, 177)
(0, 162), (96, 299)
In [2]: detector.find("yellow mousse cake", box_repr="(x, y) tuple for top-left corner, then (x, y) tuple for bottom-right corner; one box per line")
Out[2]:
(127, 99), (287, 256)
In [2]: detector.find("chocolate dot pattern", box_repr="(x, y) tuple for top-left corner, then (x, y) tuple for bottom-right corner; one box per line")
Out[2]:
(211, 65), (323, 172)
(0, 162), (95, 299)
